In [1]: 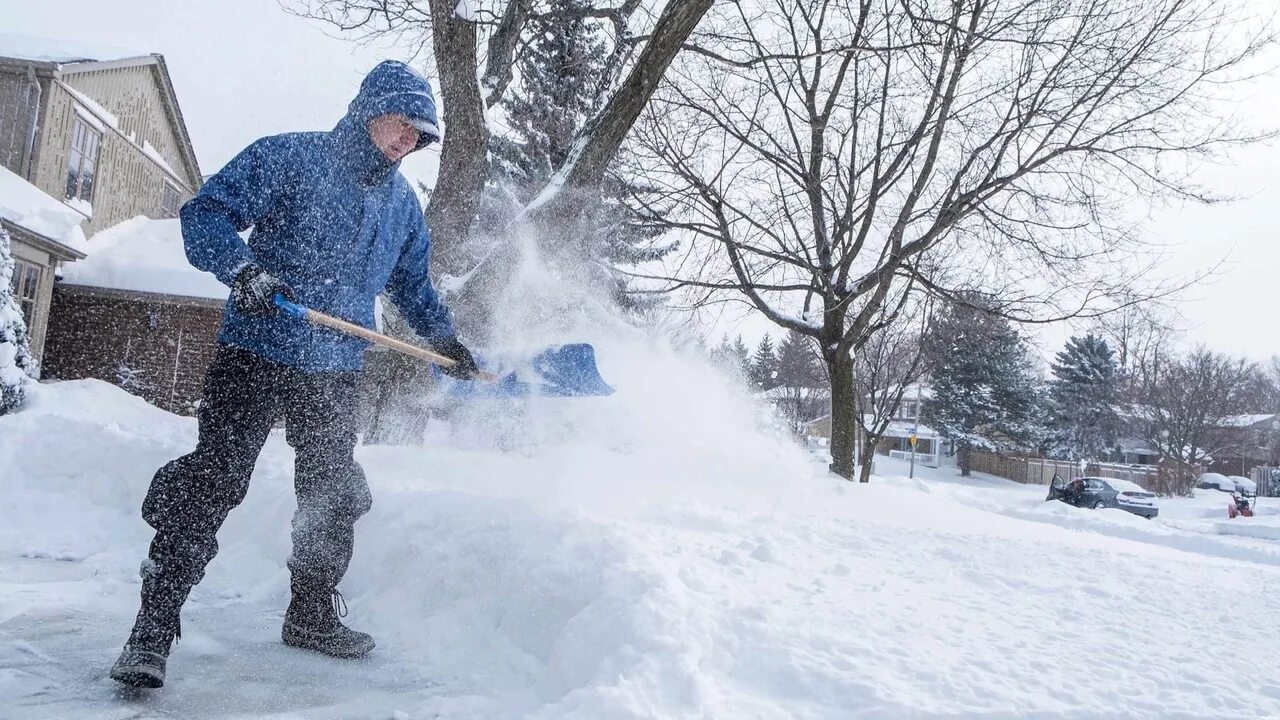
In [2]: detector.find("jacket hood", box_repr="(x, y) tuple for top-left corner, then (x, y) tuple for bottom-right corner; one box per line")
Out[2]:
(332, 61), (440, 184)
(345, 61), (440, 145)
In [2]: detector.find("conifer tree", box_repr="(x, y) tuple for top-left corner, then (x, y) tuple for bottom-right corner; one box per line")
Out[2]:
(923, 295), (1042, 475)
(1047, 334), (1121, 460)
(749, 334), (777, 390)
(485, 0), (672, 308)
(0, 225), (37, 416)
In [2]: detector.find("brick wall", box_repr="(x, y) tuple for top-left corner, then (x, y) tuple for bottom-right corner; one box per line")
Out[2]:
(42, 285), (224, 414)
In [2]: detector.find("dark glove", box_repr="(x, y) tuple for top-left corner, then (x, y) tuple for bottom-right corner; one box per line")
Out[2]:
(231, 263), (297, 317)
(434, 336), (479, 380)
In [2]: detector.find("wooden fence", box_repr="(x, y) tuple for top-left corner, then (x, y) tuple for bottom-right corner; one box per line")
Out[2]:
(969, 451), (1197, 496)
(1251, 467), (1280, 497)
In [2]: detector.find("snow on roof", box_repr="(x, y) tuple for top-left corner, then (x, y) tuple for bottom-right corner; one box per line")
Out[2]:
(60, 217), (228, 300)
(1217, 414), (1278, 429)
(882, 419), (938, 438)
(0, 164), (86, 251)
(901, 383), (934, 400)
(0, 33), (149, 65)
(61, 83), (120, 130)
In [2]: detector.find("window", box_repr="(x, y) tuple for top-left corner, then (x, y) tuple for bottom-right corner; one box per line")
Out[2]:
(900, 400), (918, 420)
(158, 181), (183, 219)
(9, 258), (42, 329)
(65, 114), (102, 203)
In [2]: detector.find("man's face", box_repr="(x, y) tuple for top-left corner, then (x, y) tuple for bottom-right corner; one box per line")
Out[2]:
(368, 113), (422, 162)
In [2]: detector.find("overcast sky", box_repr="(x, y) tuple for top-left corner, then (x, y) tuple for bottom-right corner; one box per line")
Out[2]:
(6, 0), (1278, 362)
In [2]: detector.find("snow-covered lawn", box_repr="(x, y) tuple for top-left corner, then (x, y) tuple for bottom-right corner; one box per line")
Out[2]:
(3, 378), (1280, 719)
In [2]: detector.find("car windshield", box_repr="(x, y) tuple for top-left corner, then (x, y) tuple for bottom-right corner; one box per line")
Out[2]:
(1104, 479), (1151, 494)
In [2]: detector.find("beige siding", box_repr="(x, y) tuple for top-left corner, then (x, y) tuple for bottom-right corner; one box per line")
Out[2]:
(8, 237), (54, 362)
(0, 71), (41, 176)
(29, 66), (197, 236)
(63, 65), (197, 186)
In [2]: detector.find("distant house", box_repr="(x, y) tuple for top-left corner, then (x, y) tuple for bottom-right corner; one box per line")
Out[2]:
(0, 34), (203, 368)
(804, 384), (948, 465)
(1209, 413), (1279, 476)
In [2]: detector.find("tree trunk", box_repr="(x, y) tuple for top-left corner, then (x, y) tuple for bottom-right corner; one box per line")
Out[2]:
(957, 442), (972, 476)
(829, 353), (858, 480)
(857, 444), (876, 484)
(425, 0), (491, 274)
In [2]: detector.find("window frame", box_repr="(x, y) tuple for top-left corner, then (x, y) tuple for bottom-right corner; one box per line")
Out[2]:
(65, 112), (103, 204)
(9, 257), (43, 329)
(158, 179), (182, 219)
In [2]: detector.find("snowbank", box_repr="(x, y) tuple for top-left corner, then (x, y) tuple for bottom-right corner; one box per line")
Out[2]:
(61, 216), (229, 300)
(0, 164), (87, 251)
(4, 376), (1280, 718)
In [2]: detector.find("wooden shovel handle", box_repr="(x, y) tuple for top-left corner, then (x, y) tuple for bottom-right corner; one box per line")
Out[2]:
(274, 295), (496, 381)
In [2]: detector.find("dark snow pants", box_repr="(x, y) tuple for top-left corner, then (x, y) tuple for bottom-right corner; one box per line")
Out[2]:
(140, 344), (372, 600)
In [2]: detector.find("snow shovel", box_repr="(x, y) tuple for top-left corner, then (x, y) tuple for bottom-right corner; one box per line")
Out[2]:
(273, 295), (613, 397)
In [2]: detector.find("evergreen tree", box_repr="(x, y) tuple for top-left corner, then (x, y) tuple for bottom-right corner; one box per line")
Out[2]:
(0, 225), (37, 416)
(749, 334), (777, 390)
(1047, 334), (1121, 460)
(710, 333), (753, 385)
(484, 0), (672, 309)
(774, 329), (827, 433)
(923, 295), (1042, 475)
(776, 330), (822, 389)
(731, 335), (751, 376)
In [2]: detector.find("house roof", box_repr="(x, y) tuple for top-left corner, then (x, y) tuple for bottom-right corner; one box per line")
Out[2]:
(60, 217), (227, 300)
(0, 165), (86, 260)
(1218, 414), (1278, 429)
(0, 34), (203, 190)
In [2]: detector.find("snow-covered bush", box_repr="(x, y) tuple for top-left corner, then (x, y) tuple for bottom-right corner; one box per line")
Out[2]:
(0, 225), (37, 415)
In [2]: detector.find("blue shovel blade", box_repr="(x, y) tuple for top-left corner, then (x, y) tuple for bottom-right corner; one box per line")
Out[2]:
(440, 343), (614, 398)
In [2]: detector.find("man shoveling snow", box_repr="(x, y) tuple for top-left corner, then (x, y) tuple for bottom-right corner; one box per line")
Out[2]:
(110, 61), (479, 689)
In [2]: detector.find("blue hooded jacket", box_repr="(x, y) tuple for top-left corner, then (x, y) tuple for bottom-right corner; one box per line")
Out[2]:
(180, 61), (454, 371)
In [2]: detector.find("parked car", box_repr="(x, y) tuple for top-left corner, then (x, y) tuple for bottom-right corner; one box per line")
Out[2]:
(1228, 476), (1257, 497)
(1198, 473), (1237, 493)
(1047, 475), (1160, 519)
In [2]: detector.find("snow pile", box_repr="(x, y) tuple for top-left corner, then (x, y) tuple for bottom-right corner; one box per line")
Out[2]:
(0, 164), (87, 251)
(61, 216), (229, 299)
(5, 376), (1280, 717)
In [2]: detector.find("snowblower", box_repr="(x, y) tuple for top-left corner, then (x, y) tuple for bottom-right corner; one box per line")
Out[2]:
(1228, 493), (1254, 519)
(272, 295), (613, 397)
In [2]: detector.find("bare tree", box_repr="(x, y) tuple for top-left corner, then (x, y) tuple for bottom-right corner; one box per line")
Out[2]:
(624, 0), (1269, 479)
(851, 296), (931, 483)
(1089, 294), (1182, 394)
(1138, 348), (1259, 472)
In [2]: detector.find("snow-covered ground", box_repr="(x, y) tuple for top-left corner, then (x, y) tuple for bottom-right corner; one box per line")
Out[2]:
(4, 368), (1280, 719)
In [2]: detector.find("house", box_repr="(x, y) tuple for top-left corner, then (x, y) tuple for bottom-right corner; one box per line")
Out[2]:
(804, 384), (948, 466)
(1209, 413), (1280, 476)
(0, 164), (85, 360)
(0, 34), (203, 365)
(40, 217), (225, 414)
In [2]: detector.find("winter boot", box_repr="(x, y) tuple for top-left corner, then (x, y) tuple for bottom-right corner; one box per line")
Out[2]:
(110, 565), (188, 689)
(282, 589), (375, 659)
